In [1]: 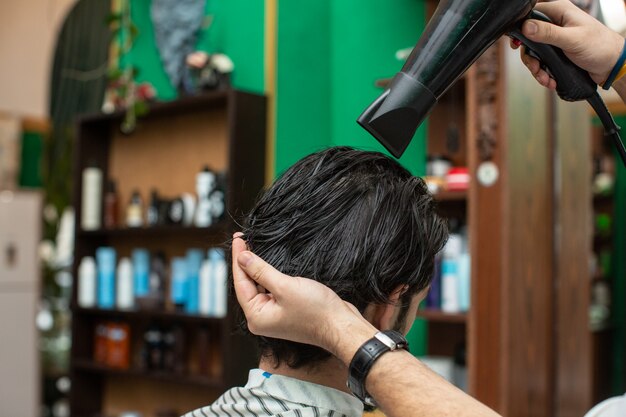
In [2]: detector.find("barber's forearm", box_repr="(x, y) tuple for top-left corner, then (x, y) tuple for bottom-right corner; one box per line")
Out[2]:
(366, 350), (501, 417)
(326, 318), (501, 417)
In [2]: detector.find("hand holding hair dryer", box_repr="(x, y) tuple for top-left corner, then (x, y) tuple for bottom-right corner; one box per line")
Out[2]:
(358, 0), (626, 166)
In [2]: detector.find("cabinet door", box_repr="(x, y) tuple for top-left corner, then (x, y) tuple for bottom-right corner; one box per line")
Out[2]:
(0, 191), (41, 284)
(0, 191), (41, 417)
(0, 287), (39, 417)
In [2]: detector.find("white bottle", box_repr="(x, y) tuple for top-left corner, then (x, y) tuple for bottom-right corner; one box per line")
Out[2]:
(210, 249), (228, 318)
(78, 257), (97, 308)
(441, 234), (462, 313)
(81, 167), (103, 231)
(194, 167), (216, 227)
(116, 258), (134, 310)
(199, 259), (212, 315)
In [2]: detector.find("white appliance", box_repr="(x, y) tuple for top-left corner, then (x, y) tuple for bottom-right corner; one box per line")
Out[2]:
(0, 190), (42, 417)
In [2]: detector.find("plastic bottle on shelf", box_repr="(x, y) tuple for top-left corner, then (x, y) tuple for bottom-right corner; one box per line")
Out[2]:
(194, 166), (216, 227)
(132, 249), (150, 299)
(117, 258), (134, 310)
(185, 249), (204, 314)
(458, 251), (471, 312)
(170, 258), (188, 311)
(78, 257), (97, 308)
(103, 179), (119, 229)
(126, 190), (144, 228)
(96, 247), (116, 309)
(149, 252), (167, 301)
(146, 189), (160, 227)
(210, 248), (228, 318)
(441, 234), (461, 313)
(199, 259), (212, 316)
(81, 166), (103, 231)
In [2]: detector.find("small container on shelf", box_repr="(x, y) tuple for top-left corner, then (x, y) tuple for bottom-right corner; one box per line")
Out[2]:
(93, 322), (131, 370)
(81, 165), (103, 231)
(126, 190), (144, 228)
(106, 323), (131, 370)
(104, 179), (120, 229)
(445, 167), (470, 191)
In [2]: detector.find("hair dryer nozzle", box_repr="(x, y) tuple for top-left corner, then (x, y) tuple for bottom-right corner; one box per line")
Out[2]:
(357, 73), (436, 158)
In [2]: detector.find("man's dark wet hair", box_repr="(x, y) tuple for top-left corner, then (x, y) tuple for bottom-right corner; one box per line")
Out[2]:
(237, 146), (448, 368)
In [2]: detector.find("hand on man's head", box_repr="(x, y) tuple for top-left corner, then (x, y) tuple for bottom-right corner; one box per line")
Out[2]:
(231, 232), (377, 364)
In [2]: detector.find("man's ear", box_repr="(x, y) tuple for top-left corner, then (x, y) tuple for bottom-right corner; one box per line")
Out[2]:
(370, 285), (407, 330)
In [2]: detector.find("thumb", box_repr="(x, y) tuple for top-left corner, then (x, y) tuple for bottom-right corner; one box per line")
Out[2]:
(237, 251), (287, 294)
(523, 19), (578, 51)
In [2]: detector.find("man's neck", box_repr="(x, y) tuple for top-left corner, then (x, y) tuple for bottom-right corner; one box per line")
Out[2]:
(258, 356), (350, 394)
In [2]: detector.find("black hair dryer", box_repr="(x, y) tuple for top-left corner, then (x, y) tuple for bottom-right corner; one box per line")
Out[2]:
(358, 0), (626, 166)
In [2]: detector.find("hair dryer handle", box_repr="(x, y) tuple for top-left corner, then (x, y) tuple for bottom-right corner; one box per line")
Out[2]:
(507, 10), (597, 102)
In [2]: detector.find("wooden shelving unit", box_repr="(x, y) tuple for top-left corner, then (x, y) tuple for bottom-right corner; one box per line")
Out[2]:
(387, 3), (603, 412)
(70, 90), (266, 417)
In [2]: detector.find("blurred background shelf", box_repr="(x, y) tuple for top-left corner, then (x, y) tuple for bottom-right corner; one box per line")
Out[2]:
(73, 307), (226, 325)
(417, 309), (468, 324)
(72, 359), (224, 388)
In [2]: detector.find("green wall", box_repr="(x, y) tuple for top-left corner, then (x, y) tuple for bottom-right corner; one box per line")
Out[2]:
(276, 0), (429, 354)
(129, 0), (264, 100)
(329, 0), (427, 177)
(275, 0), (332, 175)
(275, 0), (427, 177)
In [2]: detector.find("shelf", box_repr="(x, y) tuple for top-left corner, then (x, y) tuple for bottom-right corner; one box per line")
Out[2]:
(71, 89), (265, 416)
(433, 190), (468, 202)
(72, 359), (224, 388)
(417, 309), (468, 324)
(593, 235), (613, 248)
(73, 307), (226, 325)
(593, 193), (614, 205)
(77, 223), (231, 239)
(77, 90), (231, 125)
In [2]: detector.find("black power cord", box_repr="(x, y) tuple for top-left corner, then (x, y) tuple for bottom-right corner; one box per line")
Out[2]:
(588, 92), (626, 167)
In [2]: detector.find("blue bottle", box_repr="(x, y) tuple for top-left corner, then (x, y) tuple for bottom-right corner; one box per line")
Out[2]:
(132, 249), (150, 297)
(170, 258), (188, 310)
(96, 247), (117, 309)
(185, 249), (204, 314)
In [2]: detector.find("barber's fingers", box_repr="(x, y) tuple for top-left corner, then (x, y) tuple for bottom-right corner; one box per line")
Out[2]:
(522, 19), (581, 52)
(237, 250), (287, 298)
(521, 52), (557, 90)
(534, 0), (582, 27)
(231, 234), (266, 309)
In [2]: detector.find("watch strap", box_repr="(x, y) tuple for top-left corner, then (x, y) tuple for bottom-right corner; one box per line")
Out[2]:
(347, 330), (409, 406)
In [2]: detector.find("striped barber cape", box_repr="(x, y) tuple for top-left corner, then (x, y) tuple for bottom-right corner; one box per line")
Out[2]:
(183, 369), (364, 417)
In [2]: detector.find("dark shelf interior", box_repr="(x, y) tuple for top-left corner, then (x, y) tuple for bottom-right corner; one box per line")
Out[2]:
(74, 307), (227, 325)
(433, 190), (468, 202)
(77, 223), (231, 238)
(72, 359), (225, 388)
(417, 309), (468, 324)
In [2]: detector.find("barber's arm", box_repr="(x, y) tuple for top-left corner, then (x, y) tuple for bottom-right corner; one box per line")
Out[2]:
(514, 0), (626, 102)
(231, 235), (501, 417)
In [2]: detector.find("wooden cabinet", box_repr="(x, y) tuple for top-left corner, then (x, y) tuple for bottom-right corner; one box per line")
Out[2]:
(69, 90), (266, 417)
(412, 36), (608, 416)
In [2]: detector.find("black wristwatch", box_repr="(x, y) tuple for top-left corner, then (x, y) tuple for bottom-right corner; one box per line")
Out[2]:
(346, 330), (409, 406)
